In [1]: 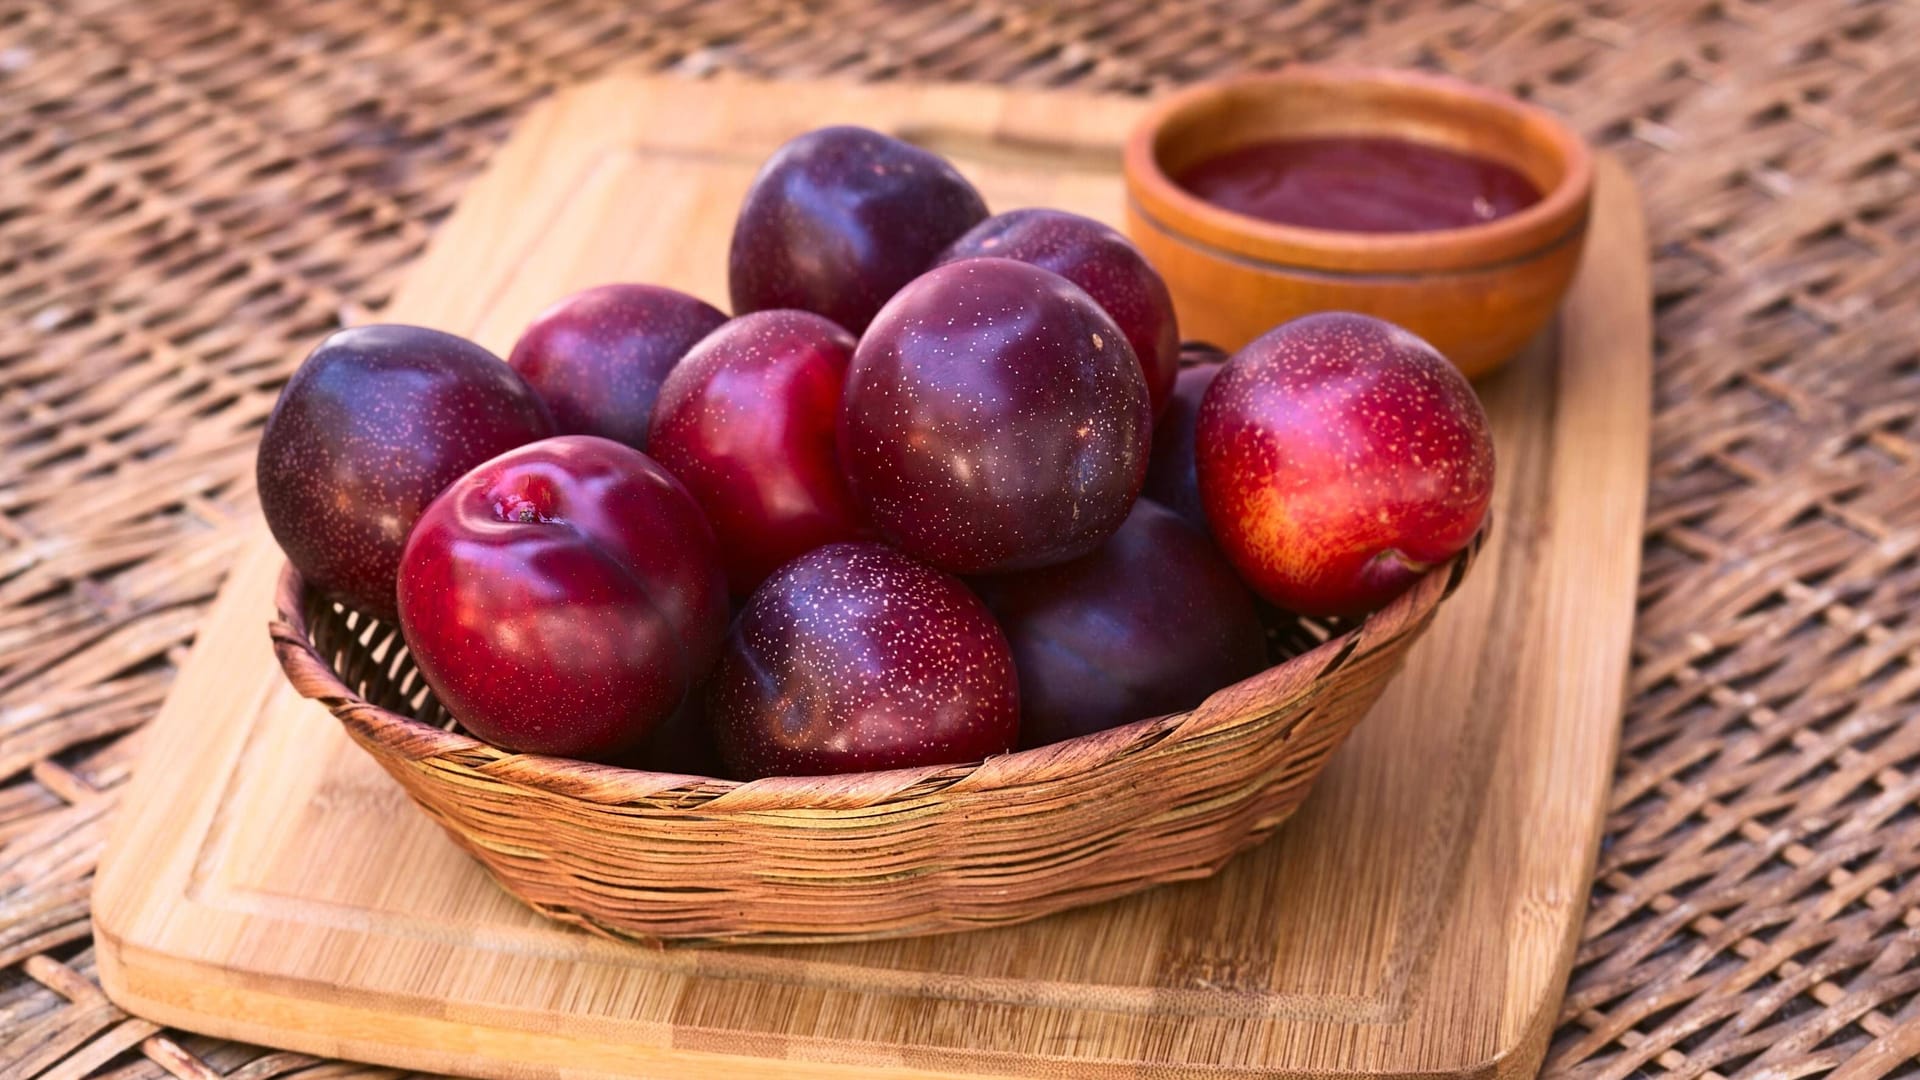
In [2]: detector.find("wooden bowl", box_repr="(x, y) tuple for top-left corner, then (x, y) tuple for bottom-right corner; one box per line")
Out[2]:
(1124, 67), (1593, 378)
(270, 537), (1481, 946)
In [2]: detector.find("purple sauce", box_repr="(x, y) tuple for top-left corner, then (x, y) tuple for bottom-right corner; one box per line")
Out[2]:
(1176, 136), (1544, 234)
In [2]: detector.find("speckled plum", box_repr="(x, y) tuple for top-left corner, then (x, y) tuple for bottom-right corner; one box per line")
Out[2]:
(507, 283), (727, 450)
(648, 310), (868, 596)
(728, 126), (988, 334)
(939, 208), (1180, 417)
(708, 542), (1019, 779)
(974, 499), (1269, 748)
(256, 325), (555, 621)
(839, 258), (1152, 575)
(1196, 312), (1494, 618)
(1142, 344), (1227, 535)
(396, 436), (730, 761)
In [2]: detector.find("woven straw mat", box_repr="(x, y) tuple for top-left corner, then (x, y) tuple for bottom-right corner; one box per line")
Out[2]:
(4, 0), (1919, 1078)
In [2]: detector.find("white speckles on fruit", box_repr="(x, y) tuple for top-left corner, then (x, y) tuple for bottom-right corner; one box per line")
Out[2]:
(838, 258), (1151, 574)
(935, 208), (1180, 416)
(1194, 311), (1495, 618)
(709, 542), (1019, 779)
(257, 325), (556, 621)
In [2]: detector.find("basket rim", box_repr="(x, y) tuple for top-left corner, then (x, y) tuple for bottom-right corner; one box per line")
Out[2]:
(269, 534), (1480, 812)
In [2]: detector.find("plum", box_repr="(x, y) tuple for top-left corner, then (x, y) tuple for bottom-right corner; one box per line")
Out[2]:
(396, 435), (729, 761)
(648, 310), (868, 595)
(1197, 312), (1494, 618)
(728, 126), (988, 333)
(974, 499), (1268, 747)
(257, 324), (555, 621)
(708, 542), (1019, 779)
(839, 257), (1152, 575)
(507, 283), (726, 450)
(1141, 344), (1227, 535)
(939, 208), (1180, 417)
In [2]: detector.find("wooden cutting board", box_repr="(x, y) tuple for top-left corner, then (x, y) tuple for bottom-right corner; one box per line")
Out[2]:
(93, 76), (1649, 1080)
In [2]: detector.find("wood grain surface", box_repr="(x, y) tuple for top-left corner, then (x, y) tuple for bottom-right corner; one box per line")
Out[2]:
(92, 76), (1649, 1080)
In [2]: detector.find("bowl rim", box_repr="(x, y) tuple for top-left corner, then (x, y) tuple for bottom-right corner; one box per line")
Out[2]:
(1123, 66), (1595, 275)
(270, 537), (1480, 813)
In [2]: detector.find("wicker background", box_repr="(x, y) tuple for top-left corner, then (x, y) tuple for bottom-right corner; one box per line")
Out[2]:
(2, 0), (1917, 1077)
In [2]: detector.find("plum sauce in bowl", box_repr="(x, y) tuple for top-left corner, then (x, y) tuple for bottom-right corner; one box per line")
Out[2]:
(1123, 66), (1593, 378)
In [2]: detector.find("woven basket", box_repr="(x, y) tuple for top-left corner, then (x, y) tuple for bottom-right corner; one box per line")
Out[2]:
(269, 536), (1479, 946)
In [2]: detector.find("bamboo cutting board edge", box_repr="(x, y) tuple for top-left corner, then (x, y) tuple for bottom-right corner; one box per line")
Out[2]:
(94, 75), (1649, 1080)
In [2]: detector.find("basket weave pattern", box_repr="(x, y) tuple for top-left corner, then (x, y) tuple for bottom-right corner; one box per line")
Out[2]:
(5, 0), (1920, 1077)
(270, 552), (1469, 944)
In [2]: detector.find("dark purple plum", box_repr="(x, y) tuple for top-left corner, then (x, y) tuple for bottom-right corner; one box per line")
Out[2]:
(1142, 343), (1228, 535)
(648, 310), (869, 596)
(939, 208), (1180, 417)
(974, 499), (1268, 748)
(397, 436), (730, 762)
(708, 542), (1019, 779)
(839, 258), (1152, 575)
(257, 324), (555, 621)
(507, 283), (726, 450)
(728, 126), (988, 334)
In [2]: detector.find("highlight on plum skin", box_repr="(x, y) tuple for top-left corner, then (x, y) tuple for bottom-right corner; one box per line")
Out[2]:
(647, 309), (870, 597)
(838, 257), (1153, 576)
(1195, 311), (1495, 619)
(507, 283), (727, 451)
(707, 542), (1020, 780)
(728, 125), (988, 335)
(396, 435), (729, 763)
(939, 207), (1181, 418)
(256, 324), (556, 622)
